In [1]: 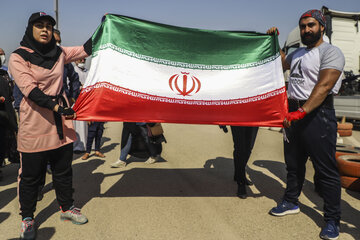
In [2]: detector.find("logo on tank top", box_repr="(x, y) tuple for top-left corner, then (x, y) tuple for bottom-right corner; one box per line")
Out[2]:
(289, 59), (305, 85)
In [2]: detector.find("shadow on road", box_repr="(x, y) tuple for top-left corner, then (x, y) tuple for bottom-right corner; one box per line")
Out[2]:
(0, 187), (17, 210)
(7, 227), (55, 240)
(0, 163), (19, 187)
(0, 212), (10, 224)
(17, 155), (360, 240)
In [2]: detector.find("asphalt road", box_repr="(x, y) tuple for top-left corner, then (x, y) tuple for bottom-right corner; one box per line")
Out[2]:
(0, 122), (359, 239)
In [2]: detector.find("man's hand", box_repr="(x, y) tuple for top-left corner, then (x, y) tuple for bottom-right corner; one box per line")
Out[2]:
(266, 27), (289, 71)
(283, 107), (307, 128)
(266, 27), (280, 35)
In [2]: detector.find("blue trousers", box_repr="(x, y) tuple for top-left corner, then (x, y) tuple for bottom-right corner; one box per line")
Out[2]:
(86, 122), (104, 153)
(283, 105), (341, 223)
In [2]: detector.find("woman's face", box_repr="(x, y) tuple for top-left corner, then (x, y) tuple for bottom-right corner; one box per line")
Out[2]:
(32, 19), (53, 44)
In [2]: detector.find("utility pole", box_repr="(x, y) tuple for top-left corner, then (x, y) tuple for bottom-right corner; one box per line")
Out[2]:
(54, 0), (59, 30)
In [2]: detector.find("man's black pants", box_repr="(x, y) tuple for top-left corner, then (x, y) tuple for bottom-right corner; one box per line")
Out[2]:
(283, 106), (341, 223)
(19, 144), (74, 219)
(230, 126), (259, 184)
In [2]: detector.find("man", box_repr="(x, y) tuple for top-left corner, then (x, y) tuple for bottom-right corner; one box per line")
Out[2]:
(267, 10), (345, 240)
(53, 29), (81, 105)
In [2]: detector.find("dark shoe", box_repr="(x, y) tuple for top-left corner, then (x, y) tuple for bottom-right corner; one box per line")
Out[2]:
(269, 200), (300, 216)
(20, 217), (36, 240)
(234, 176), (253, 186)
(320, 221), (339, 240)
(245, 177), (253, 186)
(237, 183), (247, 199)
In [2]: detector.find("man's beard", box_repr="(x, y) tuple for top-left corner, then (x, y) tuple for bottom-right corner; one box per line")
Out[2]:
(301, 29), (322, 46)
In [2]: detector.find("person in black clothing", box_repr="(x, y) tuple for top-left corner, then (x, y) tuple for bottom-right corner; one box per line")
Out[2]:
(0, 66), (18, 179)
(220, 125), (258, 199)
(230, 126), (258, 199)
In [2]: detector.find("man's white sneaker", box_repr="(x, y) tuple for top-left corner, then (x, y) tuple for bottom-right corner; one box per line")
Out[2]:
(111, 160), (127, 168)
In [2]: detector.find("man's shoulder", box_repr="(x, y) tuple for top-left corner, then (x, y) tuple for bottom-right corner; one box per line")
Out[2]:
(318, 42), (343, 55)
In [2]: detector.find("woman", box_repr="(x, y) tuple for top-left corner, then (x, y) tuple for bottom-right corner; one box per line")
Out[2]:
(9, 12), (91, 240)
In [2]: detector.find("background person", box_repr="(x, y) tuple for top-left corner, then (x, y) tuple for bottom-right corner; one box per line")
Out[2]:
(230, 126), (258, 199)
(72, 58), (88, 152)
(111, 122), (165, 168)
(81, 121), (106, 160)
(0, 58), (18, 180)
(9, 12), (91, 239)
(53, 29), (81, 106)
(267, 9), (344, 240)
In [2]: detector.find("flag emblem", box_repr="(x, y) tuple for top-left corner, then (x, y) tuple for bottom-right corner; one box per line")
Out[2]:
(169, 72), (201, 96)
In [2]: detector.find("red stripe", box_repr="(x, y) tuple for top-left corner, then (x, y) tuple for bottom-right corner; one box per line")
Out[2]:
(74, 84), (288, 127)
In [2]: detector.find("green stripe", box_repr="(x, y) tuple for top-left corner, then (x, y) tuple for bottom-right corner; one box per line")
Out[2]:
(92, 14), (279, 66)
(96, 43), (280, 70)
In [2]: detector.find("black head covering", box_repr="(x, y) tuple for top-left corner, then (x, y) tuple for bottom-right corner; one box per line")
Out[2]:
(17, 12), (62, 68)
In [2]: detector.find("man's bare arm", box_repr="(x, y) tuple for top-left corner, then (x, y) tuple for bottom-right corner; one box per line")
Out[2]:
(301, 68), (342, 114)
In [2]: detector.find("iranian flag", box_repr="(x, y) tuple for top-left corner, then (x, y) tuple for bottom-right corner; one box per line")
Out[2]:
(73, 14), (287, 127)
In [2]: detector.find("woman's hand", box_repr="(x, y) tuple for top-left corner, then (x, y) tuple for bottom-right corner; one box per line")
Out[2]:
(56, 105), (77, 119)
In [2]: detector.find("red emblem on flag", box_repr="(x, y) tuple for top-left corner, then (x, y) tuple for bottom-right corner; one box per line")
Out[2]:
(169, 72), (201, 96)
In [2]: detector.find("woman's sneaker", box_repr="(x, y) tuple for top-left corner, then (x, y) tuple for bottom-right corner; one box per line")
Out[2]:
(60, 206), (88, 224)
(269, 200), (300, 216)
(20, 217), (36, 240)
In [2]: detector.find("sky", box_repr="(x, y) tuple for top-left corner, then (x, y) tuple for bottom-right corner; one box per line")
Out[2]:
(1, 0), (360, 63)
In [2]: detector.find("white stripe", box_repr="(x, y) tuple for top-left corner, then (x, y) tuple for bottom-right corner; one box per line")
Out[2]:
(85, 48), (284, 100)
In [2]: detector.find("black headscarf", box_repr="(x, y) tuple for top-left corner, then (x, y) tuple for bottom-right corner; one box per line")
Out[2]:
(18, 19), (62, 69)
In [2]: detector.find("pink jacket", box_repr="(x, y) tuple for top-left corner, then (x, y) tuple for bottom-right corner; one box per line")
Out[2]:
(9, 46), (88, 153)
